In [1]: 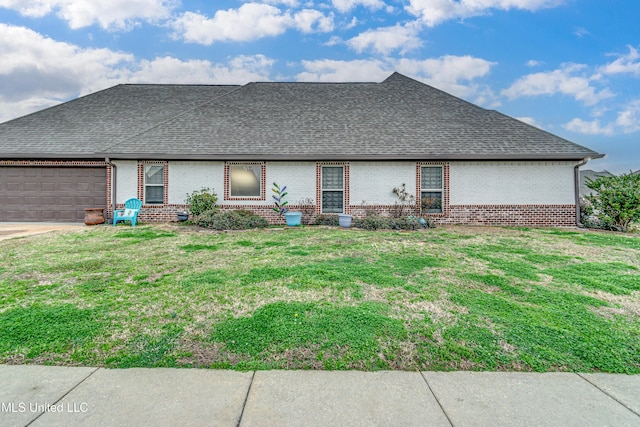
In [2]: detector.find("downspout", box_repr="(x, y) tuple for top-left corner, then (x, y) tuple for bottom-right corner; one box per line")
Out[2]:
(574, 158), (590, 227)
(105, 157), (116, 224)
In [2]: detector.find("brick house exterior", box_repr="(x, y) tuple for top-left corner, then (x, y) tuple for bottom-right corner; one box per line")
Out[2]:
(0, 73), (603, 226)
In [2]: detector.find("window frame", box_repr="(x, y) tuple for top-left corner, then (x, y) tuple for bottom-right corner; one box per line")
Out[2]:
(141, 162), (166, 206)
(420, 165), (444, 214)
(321, 165), (345, 214)
(224, 162), (266, 201)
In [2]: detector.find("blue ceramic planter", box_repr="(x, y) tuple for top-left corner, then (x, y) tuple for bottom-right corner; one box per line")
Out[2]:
(285, 211), (302, 226)
(338, 214), (352, 228)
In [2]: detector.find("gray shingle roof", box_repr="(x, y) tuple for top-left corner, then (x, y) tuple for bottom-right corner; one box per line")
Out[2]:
(0, 73), (603, 161)
(0, 84), (238, 158)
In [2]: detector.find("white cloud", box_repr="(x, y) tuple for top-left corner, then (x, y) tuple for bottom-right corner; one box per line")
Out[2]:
(0, 23), (133, 102)
(0, 0), (175, 30)
(615, 100), (640, 134)
(294, 9), (335, 33)
(0, 24), (275, 122)
(564, 118), (615, 136)
(129, 55), (274, 84)
(396, 55), (498, 104)
(406, 0), (563, 27)
(572, 26), (591, 38)
(297, 55), (498, 106)
(347, 24), (422, 55)
(261, 0), (299, 5)
(502, 64), (614, 106)
(526, 59), (543, 67)
(515, 116), (542, 127)
(297, 59), (390, 82)
(600, 45), (640, 76)
(331, 0), (386, 13)
(172, 3), (333, 45)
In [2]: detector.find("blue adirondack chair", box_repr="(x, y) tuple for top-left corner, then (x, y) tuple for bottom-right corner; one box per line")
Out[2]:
(113, 198), (142, 227)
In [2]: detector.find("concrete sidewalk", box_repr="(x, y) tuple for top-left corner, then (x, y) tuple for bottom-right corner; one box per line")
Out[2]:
(1, 366), (639, 426)
(0, 223), (84, 241)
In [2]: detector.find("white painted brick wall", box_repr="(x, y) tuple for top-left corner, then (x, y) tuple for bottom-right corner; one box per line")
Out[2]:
(113, 160), (138, 203)
(450, 161), (576, 205)
(350, 161), (416, 204)
(265, 162), (316, 205)
(164, 161), (317, 206)
(168, 161), (224, 204)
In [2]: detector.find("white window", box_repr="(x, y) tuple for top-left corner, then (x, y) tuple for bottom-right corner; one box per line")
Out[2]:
(321, 166), (344, 213)
(421, 166), (443, 213)
(229, 164), (262, 198)
(144, 164), (164, 205)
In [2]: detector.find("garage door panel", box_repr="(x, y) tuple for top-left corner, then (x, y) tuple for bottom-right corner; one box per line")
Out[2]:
(0, 167), (106, 222)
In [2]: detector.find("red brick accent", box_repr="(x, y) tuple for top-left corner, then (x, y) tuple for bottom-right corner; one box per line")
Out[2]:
(439, 204), (576, 227)
(106, 164), (112, 219)
(0, 160), (107, 167)
(128, 202), (576, 227)
(223, 162), (267, 201)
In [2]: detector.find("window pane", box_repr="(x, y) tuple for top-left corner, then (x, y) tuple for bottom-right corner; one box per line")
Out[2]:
(146, 186), (164, 204)
(322, 167), (343, 190)
(230, 164), (261, 197)
(421, 167), (442, 189)
(421, 191), (442, 213)
(322, 191), (343, 213)
(145, 165), (164, 185)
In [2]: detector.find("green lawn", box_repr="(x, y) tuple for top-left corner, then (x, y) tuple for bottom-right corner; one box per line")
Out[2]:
(0, 224), (639, 373)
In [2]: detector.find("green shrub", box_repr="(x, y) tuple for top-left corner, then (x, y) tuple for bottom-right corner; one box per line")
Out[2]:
(585, 172), (640, 232)
(185, 188), (218, 218)
(354, 216), (390, 230)
(196, 209), (268, 230)
(314, 214), (339, 226)
(353, 215), (424, 230)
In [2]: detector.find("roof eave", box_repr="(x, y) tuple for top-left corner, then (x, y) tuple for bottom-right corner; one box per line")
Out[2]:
(102, 152), (605, 161)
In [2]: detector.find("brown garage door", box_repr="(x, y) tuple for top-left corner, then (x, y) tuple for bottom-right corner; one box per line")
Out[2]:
(0, 167), (107, 222)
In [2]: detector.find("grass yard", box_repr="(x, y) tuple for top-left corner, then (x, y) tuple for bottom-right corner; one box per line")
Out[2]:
(0, 224), (639, 373)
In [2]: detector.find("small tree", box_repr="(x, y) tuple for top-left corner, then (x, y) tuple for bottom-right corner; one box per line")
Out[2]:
(391, 184), (416, 217)
(585, 172), (640, 232)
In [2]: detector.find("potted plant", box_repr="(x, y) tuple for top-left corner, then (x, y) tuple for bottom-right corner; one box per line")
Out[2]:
(338, 213), (352, 228)
(272, 182), (302, 226)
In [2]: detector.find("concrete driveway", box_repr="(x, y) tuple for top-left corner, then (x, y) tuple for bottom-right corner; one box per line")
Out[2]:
(0, 222), (85, 241)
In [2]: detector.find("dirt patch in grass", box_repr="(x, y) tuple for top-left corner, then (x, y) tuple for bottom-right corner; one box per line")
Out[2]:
(587, 290), (640, 318)
(176, 340), (250, 368)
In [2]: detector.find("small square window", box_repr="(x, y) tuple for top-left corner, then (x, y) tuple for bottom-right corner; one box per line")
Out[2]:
(229, 164), (262, 198)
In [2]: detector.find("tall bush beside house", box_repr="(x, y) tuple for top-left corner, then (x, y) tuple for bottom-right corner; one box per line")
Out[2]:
(584, 172), (640, 232)
(185, 188), (218, 220)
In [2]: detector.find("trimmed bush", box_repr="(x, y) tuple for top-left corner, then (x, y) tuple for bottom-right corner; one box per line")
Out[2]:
(196, 210), (268, 230)
(185, 188), (219, 218)
(353, 215), (425, 231)
(314, 214), (339, 226)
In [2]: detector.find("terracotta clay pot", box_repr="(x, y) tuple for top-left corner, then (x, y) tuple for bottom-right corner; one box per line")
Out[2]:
(84, 208), (105, 225)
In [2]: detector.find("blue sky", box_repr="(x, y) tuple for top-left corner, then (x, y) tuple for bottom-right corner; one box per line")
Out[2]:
(1, 0), (638, 173)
